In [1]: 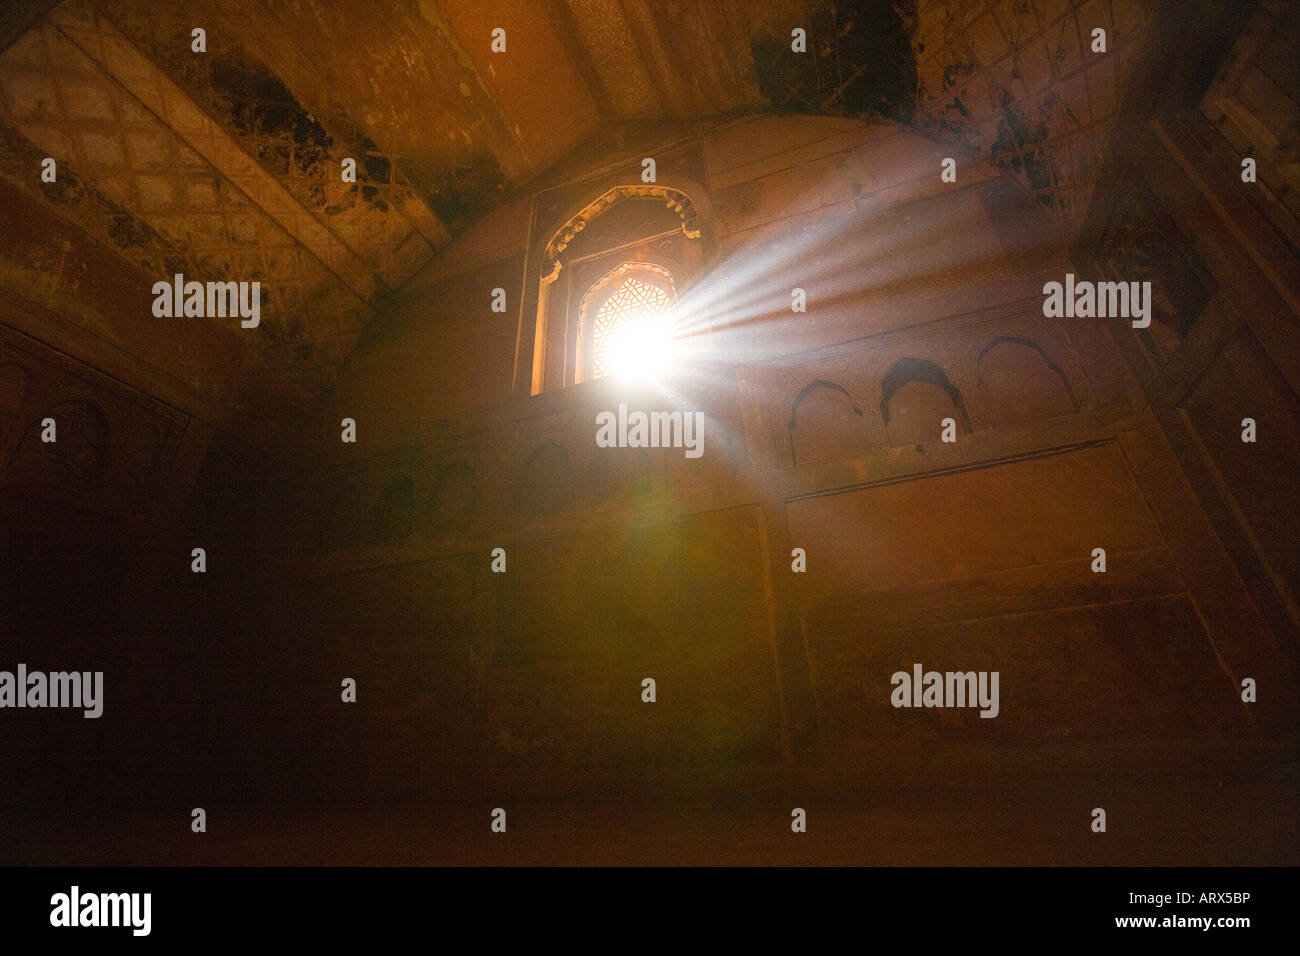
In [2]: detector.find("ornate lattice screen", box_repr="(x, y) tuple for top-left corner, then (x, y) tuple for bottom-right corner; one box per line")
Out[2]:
(590, 276), (673, 380)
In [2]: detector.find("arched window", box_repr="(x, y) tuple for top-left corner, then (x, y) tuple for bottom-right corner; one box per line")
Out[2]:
(577, 262), (676, 382)
(530, 181), (708, 392)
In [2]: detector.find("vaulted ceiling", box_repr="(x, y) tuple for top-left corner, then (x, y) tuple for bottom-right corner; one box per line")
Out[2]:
(0, 0), (1158, 400)
(912, 0), (1158, 224)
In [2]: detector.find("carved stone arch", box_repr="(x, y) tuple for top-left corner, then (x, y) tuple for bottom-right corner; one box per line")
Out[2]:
(977, 334), (1078, 398)
(542, 185), (704, 283)
(975, 336), (1079, 427)
(880, 358), (964, 418)
(578, 261), (677, 319)
(789, 378), (863, 427)
(533, 177), (714, 393)
(976, 334), (1061, 367)
(788, 378), (869, 465)
(879, 358), (971, 445)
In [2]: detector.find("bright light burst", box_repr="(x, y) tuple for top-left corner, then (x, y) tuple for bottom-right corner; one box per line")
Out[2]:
(592, 277), (675, 381)
(604, 314), (679, 382)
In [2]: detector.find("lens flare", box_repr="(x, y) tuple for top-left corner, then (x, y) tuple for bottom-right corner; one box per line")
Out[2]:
(604, 314), (678, 382)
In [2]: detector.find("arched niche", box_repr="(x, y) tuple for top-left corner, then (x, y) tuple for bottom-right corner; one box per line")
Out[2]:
(880, 358), (970, 447)
(788, 379), (868, 465)
(976, 337), (1077, 428)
